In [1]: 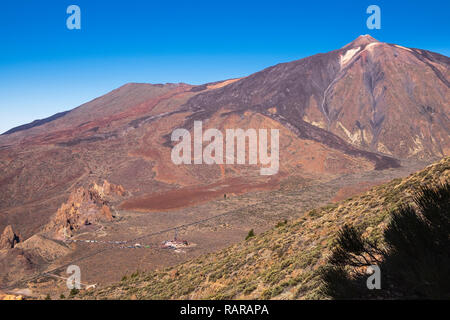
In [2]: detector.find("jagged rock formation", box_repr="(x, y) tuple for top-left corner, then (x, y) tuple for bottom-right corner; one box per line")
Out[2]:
(44, 180), (126, 239)
(0, 225), (20, 249)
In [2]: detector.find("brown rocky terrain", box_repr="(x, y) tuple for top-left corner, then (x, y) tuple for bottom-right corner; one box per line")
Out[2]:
(76, 157), (449, 300)
(0, 179), (126, 291)
(44, 180), (126, 239)
(0, 36), (447, 296)
(0, 235), (71, 287)
(0, 225), (20, 249)
(183, 35), (449, 159)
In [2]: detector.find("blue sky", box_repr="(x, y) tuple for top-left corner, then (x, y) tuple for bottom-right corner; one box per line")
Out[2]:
(0, 0), (448, 134)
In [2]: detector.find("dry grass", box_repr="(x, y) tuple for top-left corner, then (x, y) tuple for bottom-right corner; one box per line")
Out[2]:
(79, 157), (449, 300)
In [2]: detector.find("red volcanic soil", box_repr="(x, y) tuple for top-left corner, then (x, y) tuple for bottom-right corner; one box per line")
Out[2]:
(330, 180), (389, 202)
(120, 177), (280, 211)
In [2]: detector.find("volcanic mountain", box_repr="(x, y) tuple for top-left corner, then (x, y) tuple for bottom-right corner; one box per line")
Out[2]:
(183, 35), (449, 159)
(0, 36), (448, 293)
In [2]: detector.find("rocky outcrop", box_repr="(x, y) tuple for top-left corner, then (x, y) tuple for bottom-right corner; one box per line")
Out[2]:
(44, 180), (126, 239)
(0, 234), (71, 288)
(94, 180), (126, 198)
(0, 292), (23, 300)
(0, 225), (20, 249)
(15, 235), (71, 262)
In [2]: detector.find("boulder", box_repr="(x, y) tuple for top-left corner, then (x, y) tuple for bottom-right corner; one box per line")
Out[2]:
(0, 225), (20, 249)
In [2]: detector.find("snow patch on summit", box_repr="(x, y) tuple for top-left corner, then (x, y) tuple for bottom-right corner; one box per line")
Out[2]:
(340, 47), (360, 67)
(394, 44), (413, 52)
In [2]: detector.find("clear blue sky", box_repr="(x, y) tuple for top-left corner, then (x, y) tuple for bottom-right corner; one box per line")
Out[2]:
(0, 0), (448, 134)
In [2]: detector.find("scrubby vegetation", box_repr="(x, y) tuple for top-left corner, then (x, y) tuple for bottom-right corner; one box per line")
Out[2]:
(76, 157), (449, 300)
(245, 229), (255, 240)
(320, 182), (450, 299)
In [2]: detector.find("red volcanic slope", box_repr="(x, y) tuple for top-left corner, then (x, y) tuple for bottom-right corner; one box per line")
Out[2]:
(0, 35), (448, 239)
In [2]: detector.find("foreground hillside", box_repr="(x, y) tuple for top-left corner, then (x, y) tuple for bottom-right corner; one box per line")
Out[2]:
(79, 157), (449, 300)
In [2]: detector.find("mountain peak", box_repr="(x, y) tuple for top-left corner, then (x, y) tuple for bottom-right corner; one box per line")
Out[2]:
(343, 34), (380, 49)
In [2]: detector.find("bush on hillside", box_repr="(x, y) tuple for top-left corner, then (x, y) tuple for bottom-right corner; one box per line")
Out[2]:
(320, 182), (450, 299)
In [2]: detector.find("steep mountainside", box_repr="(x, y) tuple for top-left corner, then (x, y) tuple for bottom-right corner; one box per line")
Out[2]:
(182, 35), (449, 159)
(7, 37), (443, 238)
(81, 157), (449, 300)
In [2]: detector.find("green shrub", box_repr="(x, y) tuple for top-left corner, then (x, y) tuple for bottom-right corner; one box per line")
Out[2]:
(69, 288), (79, 297)
(245, 229), (255, 240)
(320, 182), (450, 299)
